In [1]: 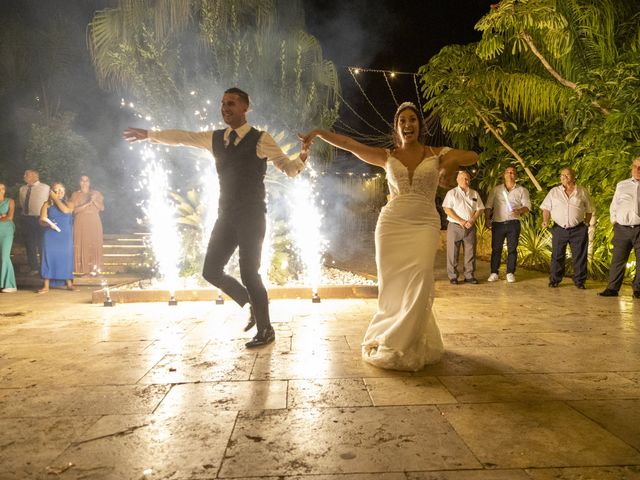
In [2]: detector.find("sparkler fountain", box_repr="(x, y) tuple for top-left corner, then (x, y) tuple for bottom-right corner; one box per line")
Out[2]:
(138, 146), (181, 305)
(96, 94), (377, 305)
(289, 165), (327, 302)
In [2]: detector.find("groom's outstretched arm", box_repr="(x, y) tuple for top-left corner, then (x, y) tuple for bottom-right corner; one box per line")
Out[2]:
(124, 127), (213, 153)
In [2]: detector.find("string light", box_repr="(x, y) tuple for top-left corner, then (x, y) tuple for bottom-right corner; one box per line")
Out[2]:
(340, 66), (445, 142)
(347, 66), (417, 76)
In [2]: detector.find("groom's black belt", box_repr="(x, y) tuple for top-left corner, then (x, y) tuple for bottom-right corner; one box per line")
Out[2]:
(493, 220), (519, 224)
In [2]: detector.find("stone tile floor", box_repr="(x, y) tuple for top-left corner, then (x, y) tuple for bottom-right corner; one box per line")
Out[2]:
(1, 262), (639, 479)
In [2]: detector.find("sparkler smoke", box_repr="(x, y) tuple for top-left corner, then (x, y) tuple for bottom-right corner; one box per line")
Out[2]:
(123, 92), (328, 291)
(195, 159), (219, 253)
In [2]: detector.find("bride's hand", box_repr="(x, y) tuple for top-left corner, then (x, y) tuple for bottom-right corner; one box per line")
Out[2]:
(298, 130), (319, 152)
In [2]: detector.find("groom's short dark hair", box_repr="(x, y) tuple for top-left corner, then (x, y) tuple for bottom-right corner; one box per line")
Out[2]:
(225, 87), (250, 106)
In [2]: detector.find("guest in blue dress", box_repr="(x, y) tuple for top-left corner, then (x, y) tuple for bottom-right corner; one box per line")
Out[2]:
(38, 182), (76, 293)
(0, 182), (17, 293)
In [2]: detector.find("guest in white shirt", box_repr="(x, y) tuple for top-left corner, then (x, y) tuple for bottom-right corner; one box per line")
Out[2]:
(599, 156), (640, 298)
(18, 170), (50, 274)
(123, 87), (307, 348)
(540, 168), (594, 289)
(485, 166), (531, 283)
(442, 171), (484, 284)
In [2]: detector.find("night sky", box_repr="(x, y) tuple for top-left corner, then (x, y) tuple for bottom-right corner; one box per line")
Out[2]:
(303, 0), (494, 133)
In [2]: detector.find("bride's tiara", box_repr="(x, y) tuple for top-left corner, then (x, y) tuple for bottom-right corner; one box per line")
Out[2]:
(396, 101), (418, 114)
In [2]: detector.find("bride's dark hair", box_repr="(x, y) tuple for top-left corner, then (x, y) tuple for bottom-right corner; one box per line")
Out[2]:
(392, 102), (424, 146)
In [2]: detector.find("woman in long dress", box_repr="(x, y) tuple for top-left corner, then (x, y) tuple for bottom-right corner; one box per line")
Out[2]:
(38, 182), (76, 293)
(70, 175), (104, 275)
(301, 102), (478, 371)
(0, 183), (17, 293)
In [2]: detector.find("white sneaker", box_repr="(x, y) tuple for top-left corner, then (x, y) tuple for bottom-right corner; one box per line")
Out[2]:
(1, 287), (17, 293)
(487, 273), (499, 282)
(506, 273), (516, 283)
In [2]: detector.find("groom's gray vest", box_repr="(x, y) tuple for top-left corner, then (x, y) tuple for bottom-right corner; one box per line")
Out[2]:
(212, 127), (267, 215)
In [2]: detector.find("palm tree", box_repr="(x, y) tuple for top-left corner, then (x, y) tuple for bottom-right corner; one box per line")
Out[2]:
(421, 0), (640, 277)
(88, 0), (340, 163)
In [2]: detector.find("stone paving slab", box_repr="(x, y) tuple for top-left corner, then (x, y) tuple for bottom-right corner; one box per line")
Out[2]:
(0, 263), (639, 479)
(218, 406), (482, 477)
(439, 401), (640, 468)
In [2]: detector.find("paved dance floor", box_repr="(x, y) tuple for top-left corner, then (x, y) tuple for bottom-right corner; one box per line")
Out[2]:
(1, 264), (639, 479)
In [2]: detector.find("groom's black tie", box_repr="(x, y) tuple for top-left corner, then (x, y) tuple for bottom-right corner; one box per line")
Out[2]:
(227, 129), (238, 149)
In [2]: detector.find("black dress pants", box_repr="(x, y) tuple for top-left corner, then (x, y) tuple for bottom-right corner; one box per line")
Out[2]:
(606, 223), (640, 292)
(21, 215), (43, 271)
(490, 220), (520, 274)
(202, 210), (271, 332)
(550, 223), (588, 285)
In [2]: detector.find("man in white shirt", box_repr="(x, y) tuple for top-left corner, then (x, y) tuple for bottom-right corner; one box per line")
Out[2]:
(18, 169), (50, 274)
(540, 168), (594, 289)
(442, 171), (484, 284)
(599, 156), (640, 298)
(485, 166), (531, 283)
(123, 87), (308, 347)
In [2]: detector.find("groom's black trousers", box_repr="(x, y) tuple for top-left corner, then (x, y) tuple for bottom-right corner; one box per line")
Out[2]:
(202, 210), (270, 332)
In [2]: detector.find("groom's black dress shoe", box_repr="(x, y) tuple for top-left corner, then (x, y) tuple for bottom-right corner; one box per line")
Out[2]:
(245, 327), (275, 348)
(244, 306), (256, 332)
(598, 288), (618, 297)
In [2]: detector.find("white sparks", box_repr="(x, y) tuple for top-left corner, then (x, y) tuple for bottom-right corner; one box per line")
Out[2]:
(289, 175), (327, 293)
(139, 147), (181, 295)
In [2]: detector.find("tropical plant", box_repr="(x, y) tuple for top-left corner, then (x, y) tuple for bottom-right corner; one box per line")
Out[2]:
(88, 0), (340, 165)
(516, 216), (552, 271)
(24, 113), (96, 190)
(474, 213), (492, 259)
(419, 0), (640, 281)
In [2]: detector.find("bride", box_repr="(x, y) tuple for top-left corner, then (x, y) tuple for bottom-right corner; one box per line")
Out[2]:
(300, 102), (478, 371)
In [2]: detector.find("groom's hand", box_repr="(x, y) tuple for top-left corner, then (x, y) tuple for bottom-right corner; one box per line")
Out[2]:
(123, 127), (149, 143)
(298, 131), (316, 152)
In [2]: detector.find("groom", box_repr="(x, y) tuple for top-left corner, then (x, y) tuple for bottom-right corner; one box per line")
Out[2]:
(123, 87), (307, 347)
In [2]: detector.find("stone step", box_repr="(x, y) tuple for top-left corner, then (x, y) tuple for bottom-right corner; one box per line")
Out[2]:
(10, 233), (151, 275)
(100, 264), (137, 273)
(103, 233), (149, 242)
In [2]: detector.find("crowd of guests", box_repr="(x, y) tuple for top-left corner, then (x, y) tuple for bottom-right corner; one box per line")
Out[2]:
(443, 157), (640, 298)
(2, 158), (638, 297)
(0, 169), (104, 293)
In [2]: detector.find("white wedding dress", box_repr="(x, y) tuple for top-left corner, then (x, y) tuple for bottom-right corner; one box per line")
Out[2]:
(361, 148), (449, 371)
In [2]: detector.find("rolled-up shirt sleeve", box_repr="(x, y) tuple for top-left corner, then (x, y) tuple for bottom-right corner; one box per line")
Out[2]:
(259, 132), (305, 177)
(148, 130), (214, 153)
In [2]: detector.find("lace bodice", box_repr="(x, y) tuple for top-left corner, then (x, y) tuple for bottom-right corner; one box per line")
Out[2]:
(386, 147), (450, 200)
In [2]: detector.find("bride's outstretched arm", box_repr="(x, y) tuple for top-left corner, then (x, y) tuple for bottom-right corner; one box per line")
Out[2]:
(299, 129), (387, 167)
(438, 147), (480, 187)
(445, 148), (479, 167)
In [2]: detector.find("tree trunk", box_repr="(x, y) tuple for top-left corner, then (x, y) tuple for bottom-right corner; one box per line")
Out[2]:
(472, 105), (543, 191)
(521, 33), (609, 115)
